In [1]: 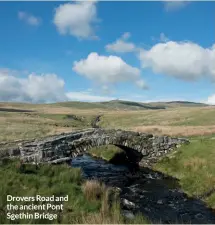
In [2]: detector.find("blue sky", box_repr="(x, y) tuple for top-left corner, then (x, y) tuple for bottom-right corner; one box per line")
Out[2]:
(0, 1), (215, 103)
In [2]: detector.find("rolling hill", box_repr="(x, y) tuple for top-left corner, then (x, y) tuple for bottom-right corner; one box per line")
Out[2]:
(55, 100), (209, 110)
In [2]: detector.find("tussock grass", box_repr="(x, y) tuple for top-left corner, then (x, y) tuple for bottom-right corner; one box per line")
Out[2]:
(133, 125), (215, 137)
(82, 180), (106, 201)
(183, 157), (207, 172)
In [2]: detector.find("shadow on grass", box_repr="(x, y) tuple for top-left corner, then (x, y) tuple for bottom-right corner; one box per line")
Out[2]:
(0, 108), (35, 112)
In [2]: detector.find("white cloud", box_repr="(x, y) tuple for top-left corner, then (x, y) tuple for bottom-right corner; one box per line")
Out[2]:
(163, 1), (189, 11)
(206, 94), (215, 105)
(73, 52), (147, 89)
(53, 1), (99, 39)
(66, 91), (114, 102)
(0, 70), (67, 103)
(139, 41), (215, 81)
(18, 11), (41, 26)
(0, 69), (205, 103)
(105, 32), (137, 53)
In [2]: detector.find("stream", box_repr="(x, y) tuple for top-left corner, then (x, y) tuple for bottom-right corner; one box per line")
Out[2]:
(71, 154), (215, 224)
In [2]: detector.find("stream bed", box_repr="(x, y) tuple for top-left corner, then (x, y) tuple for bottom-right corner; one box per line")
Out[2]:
(71, 154), (215, 224)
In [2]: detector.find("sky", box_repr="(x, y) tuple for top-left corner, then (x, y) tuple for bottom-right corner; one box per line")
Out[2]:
(0, 0), (215, 104)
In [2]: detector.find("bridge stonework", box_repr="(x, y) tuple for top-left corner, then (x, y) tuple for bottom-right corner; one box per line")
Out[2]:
(17, 128), (189, 166)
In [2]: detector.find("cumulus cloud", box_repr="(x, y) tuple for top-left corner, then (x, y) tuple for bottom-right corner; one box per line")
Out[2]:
(105, 32), (137, 53)
(0, 70), (67, 103)
(53, 1), (99, 39)
(66, 91), (114, 102)
(163, 1), (189, 11)
(0, 66), (148, 103)
(206, 94), (215, 105)
(73, 52), (147, 89)
(18, 11), (41, 26)
(139, 41), (215, 81)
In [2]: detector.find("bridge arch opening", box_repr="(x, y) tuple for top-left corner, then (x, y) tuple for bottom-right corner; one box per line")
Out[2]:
(87, 144), (143, 168)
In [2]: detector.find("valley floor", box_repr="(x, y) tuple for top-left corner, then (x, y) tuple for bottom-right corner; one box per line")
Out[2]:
(1, 102), (215, 223)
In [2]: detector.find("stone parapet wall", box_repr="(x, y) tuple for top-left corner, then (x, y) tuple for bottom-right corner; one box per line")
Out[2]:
(1, 128), (189, 165)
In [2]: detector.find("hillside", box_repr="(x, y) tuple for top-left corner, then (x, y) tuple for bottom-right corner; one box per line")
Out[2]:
(55, 100), (209, 110)
(55, 100), (162, 110)
(0, 100), (209, 112)
(149, 101), (208, 108)
(0, 100), (213, 142)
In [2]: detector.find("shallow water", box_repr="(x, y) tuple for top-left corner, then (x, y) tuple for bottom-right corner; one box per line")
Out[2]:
(71, 154), (215, 224)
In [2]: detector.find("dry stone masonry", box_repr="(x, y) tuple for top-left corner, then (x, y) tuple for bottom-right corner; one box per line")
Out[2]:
(13, 128), (189, 166)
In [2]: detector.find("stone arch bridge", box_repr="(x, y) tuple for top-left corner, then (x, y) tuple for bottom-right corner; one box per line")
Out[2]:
(16, 128), (189, 166)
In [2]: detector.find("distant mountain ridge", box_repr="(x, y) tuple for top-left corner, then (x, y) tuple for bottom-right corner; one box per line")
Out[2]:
(0, 100), (209, 111)
(55, 100), (209, 110)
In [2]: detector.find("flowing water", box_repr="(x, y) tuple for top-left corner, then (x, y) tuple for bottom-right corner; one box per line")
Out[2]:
(71, 154), (215, 224)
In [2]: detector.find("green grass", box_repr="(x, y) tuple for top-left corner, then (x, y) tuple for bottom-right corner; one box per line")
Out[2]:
(206, 193), (215, 209)
(100, 112), (159, 128)
(38, 113), (92, 128)
(54, 101), (107, 110)
(54, 100), (207, 111)
(0, 159), (97, 224)
(99, 109), (190, 128)
(89, 145), (123, 161)
(0, 111), (94, 142)
(171, 109), (215, 126)
(0, 122), (51, 142)
(0, 159), (148, 224)
(98, 107), (215, 129)
(154, 137), (215, 208)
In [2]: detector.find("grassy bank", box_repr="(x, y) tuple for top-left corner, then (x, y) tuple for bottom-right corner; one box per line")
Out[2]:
(154, 136), (215, 209)
(0, 159), (148, 224)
